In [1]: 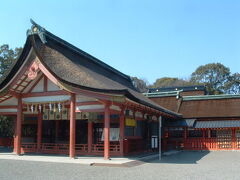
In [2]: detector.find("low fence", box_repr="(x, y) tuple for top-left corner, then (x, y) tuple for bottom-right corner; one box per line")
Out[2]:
(184, 138), (236, 150)
(21, 143), (120, 155)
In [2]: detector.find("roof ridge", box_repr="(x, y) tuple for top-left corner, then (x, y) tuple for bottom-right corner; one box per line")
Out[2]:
(183, 94), (240, 101)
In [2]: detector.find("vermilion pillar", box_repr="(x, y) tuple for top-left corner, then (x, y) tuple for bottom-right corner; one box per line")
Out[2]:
(69, 93), (76, 158)
(37, 112), (43, 152)
(88, 122), (93, 153)
(119, 107), (125, 156)
(16, 96), (22, 155)
(13, 117), (17, 153)
(104, 103), (110, 160)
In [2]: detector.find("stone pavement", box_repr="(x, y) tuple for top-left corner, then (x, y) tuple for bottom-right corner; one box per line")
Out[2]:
(1, 151), (240, 180)
(0, 149), (159, 166)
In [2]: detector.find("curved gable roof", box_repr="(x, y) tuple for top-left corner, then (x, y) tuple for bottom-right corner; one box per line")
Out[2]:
(0, 20), (181, 118)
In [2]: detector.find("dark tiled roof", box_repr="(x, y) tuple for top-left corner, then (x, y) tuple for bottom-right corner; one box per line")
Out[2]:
(194, 120), (240, 128)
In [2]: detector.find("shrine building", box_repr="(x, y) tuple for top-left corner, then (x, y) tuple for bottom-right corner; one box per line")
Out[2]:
(0, 20), (181, 159)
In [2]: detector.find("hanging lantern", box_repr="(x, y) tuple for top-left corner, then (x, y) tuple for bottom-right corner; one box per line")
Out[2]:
(39, 104), (42, 112)
(58, 103), (62, 112)
(49, 103), (52, 111)
(31, 104), (34, 113)
(53, 103), (56, 112)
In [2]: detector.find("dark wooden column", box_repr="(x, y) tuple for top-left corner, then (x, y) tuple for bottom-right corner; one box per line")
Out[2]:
(184, 127), (187, 140)
(37, 112), (43, 152)
(69, 93), (76, 158)
(16, 96), (22, 155)
(55, 120), (59, 142)
(104, 103), (110, 160)
(119, 107), (125, 156)
(88, 122), (93, 153)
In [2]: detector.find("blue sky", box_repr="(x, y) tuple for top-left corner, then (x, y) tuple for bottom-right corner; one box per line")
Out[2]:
(1, 0), (240, 84)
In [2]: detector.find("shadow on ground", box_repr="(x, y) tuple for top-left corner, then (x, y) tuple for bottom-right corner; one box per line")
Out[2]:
(0, 147), (12, 153)
(148, 151), (210, 164)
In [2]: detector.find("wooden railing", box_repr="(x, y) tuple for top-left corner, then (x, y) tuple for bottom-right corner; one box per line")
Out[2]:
(21, 143), (37, 153)
(21, 143), (120, 155)
(184, 138), (233, 150)
(76, 144), (88, 153)
(41, 143), (69, 154)
(91, 143), (120, 153)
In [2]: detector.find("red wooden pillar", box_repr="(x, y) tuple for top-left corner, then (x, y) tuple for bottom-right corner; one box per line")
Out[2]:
(69, 93), (76, 158)
(119, 107), (125, 156)
(15, 96), (22, 155)
(37, 112), (43, 152)
(13, 117), (17, 153)
(104, 103), (110, 160)
(88, 122), (93, 153)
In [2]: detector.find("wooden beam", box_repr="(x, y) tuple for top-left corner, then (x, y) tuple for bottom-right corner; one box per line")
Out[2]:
(0, 106), (18, 109)
(76, 101), (101, 106)
(22, 91), (69, 98)
(44, 76), (48, 92)
(27, 74), (44, 93)
(9, 91), (20, 98)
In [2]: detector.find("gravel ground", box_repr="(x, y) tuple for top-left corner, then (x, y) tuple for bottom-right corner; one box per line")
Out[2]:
(0, 151), (240, 180)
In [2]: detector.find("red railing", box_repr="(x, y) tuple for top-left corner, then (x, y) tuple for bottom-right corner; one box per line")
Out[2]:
(21, 143), (120, 155)
(41, 143), (69, 154)
(184, 138), (234, 150)
(21, 143), (37, 153)
(91, 143), (120, 153)
(76, 144), (88, 154)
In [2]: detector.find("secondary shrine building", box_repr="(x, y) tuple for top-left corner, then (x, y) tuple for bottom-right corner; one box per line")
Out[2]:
(145, 86), (240, 151)
(0, 21), (181, 159)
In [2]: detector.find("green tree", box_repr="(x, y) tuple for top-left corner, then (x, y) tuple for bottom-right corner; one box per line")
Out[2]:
(131, 77), (149, 93)
(150, 77), (193, 88)
(0, 116), (14, 137)
(0, 44), (22, 76)
(0, 44), (22, 138)
(225, 73), (240, 94)
(190, 63), (230, 95)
